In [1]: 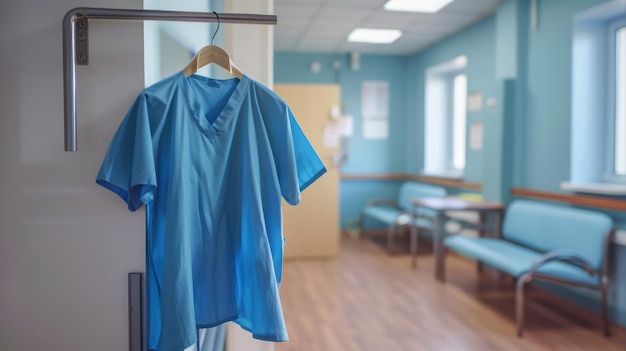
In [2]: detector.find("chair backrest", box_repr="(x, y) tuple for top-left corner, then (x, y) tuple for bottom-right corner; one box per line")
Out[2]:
(398, 182), (447, 210)
(502, 200), (613, 269)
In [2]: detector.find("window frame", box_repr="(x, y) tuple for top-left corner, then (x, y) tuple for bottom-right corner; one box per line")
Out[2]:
(423, 58), (467, 179)
(564, 0), (626, 195)
(450, 72), (467, 172)
(604, 19), (626, 184)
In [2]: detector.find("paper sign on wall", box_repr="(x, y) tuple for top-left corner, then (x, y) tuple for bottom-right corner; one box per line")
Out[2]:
(470, 122), (483, 150)
(330, 105), (341, 119)
(467, 91), (483, 112)
(362, 81), (389, 119)
(363, 119), (388, 139)
(338, 115), (354, 136)
(323, 124), (339, 148)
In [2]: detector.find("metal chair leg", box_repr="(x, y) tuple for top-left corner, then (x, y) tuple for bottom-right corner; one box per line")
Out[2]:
(516, 274), (531, 337)
(358, 213), (365, 237)
(439, 243), (448, 283)
(387, 224), (396, 253)
(410, 226), (418, 268)
(601, 284), (611, 337)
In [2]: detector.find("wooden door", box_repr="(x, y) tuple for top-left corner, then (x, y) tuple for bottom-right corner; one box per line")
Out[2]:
(274, 84), (340, 259)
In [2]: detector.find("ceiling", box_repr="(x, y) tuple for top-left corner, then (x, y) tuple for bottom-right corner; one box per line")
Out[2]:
(274, 0), (503, 55)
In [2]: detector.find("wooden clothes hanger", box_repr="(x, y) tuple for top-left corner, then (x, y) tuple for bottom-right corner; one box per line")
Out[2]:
(182, 46), (243, 79)
(182, 12), (243, 79)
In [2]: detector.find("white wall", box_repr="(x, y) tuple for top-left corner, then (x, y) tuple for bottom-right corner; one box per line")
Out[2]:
(0, 0), (145, 350)
(160, 30), (195, 78)
(224, 1), (274, 350)
(143, 0), (213, 87)
(224, 0), (274, 87)
(0, 0), (275, 349)
(0, 0), (273, 351)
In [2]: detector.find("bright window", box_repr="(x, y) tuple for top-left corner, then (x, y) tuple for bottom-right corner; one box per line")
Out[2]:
(424, 56), (467, 178)
(614, 26), (626, 175)
(568, 2), (626, 192)
(452, 74), (467, 170)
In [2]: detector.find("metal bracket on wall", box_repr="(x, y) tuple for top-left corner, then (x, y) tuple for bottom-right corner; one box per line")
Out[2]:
(62, 7), (277, 152)
(530, 0), (539, 31)
(75, 18), (89, 65)
(128, 272), (145, 351)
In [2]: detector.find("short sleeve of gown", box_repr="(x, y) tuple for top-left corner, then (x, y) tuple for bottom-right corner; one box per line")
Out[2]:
(96, 94), (157, 211)
(278, 107), (327, 206)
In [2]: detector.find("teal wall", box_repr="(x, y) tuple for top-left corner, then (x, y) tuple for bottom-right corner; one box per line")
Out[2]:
(275, 53), (410, 174)
(510, 0), (626, 329)
(406, 16), (496, 185)
(522, 0), (609, 191)
(275, 0), (626, 327)
(275, 52), (412, 229)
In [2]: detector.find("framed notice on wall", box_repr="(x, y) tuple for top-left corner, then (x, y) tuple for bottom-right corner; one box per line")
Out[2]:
(361, 81), (390, 140)
(470, 122), (483, 150)
(361, 81), (389, 119)
(467, 91), (483, 112)
(363, 119), (389, 139)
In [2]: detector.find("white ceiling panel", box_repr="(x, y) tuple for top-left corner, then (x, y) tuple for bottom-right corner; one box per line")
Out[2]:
(274, 0), (323, 5)
(307, 18), (362, 33)
(276, 18), (309, 28)
(362, 11), (427, 30)
(394, 33), (437, 45)
(274, 4), (321, 18)
(442, 0), (501, 14)
(315, 6), (376, 22)
(296, 37), (344, 52)
(275, 31), (300, 41)
(326, 0), (384, 9)
(338, 41), (396, 54)
(300, 31), (350, 40)
(275, 40), (298, 51)
(409, 12), (477, 30)
(274, 0), (502, 55)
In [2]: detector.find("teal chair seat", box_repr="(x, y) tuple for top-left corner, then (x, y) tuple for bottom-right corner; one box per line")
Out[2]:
(441, 199), (614, 337)
(361, 206), (435, 229)
(445, 236), (599, 286)
(359, 182), (446, 254)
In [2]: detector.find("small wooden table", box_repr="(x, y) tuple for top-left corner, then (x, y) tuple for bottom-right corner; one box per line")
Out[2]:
(410, 197), (505, 281)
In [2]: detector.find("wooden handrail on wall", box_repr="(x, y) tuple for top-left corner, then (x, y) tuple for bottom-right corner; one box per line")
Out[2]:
(511, 188), (626, 212)
(340, 173), (408, 181)
(340, 173), (483, 191)
(339, 176), (625, 211)
(409, 175), (483, 190)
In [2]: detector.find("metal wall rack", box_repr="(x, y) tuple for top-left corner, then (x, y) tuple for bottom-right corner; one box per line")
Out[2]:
(61, 8), (276, 350)
(62, 7), (277, 151)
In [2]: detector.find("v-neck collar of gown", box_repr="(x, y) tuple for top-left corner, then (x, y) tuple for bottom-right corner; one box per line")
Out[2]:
(177, 72), (250, 138)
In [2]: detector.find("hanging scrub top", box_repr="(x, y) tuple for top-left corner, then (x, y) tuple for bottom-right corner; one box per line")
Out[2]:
(96, 72), (326, 351)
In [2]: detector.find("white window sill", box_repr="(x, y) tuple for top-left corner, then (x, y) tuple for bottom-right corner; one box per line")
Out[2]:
(420, 171), (464, 181)
(560, 181), (626, 196)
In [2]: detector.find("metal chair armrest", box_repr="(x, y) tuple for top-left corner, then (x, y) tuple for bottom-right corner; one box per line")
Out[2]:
(366, 199), (401, 210)
(526, 250), (597, 277)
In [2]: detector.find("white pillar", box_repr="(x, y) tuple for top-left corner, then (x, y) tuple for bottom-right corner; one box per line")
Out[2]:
(223, 0), (274, 88)
(223, 3), (276, 351)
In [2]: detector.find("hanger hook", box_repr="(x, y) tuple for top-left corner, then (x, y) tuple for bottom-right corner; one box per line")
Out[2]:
(211, 11), (220, 46)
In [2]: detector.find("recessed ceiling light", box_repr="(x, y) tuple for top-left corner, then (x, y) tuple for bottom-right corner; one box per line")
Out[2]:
(347, 28), (402, 44)
(384, 0), (455, 13)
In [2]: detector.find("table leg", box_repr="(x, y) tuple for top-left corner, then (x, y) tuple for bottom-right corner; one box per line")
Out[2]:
(492, 210), (504, 280)
(434, 212), (446, 282)
(477, 212), (486, 273)
(493, 210), (502, 238)
(477, 262), (484, 273)
(410, 205), (418, 268)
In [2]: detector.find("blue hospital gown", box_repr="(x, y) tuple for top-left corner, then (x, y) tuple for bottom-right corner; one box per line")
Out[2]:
(96, 72), (326, 351)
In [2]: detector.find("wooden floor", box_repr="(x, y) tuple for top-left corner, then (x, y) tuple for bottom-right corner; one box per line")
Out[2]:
(276, 237), (625, 351)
